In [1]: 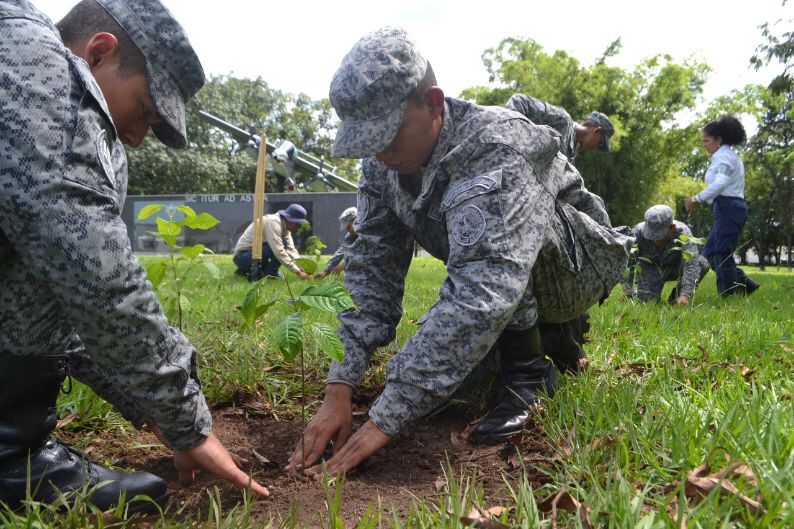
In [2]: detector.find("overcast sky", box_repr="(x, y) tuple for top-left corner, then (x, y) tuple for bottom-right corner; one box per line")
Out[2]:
(37, 0), (790, 108)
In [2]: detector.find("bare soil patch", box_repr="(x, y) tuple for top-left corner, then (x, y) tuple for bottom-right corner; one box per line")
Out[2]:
(66, 399), (555, 527)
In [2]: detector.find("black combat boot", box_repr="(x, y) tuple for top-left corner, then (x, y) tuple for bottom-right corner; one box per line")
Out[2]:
(539, 312), (590, 374)
(0, 354), (168, 513)
(470, 326), (559, 444)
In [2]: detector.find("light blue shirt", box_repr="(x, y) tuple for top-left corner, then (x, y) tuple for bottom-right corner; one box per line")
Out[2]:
(695, 145), (744, 204)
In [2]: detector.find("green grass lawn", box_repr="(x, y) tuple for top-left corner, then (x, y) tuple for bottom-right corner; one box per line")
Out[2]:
(2, 255), (792, 528)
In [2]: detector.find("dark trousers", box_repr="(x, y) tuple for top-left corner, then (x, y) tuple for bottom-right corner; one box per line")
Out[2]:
(703, 196), (749, 296)
(233, 243), (281, 279)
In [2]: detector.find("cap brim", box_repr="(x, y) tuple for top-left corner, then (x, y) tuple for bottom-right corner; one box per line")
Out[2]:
(147, 66), (188, 149)
(332, 99), (407, 158)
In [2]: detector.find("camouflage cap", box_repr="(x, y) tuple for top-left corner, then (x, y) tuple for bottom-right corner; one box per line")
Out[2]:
(96, 0), (205, 149)
(584, 111), (615, 152)
(338, 206), (357, 230)
(329, 27), (428, 158)
(642, 205), (674, 240)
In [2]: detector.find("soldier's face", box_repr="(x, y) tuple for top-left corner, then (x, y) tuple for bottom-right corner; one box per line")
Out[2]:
(93, 63), (161, 148)
(579, 124), (603, 151)
(375, 96), (442, 175)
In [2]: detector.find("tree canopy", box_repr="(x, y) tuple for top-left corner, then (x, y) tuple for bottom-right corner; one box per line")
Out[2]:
(460, 37), (710, 226)
(126, 76), (359, 196)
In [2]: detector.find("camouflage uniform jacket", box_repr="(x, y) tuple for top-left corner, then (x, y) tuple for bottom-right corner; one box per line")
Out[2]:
(622, 220), (703, 297)
(505, 94), (610, 227)
(328, 97), (628, 437)
(0, 1), (211, 451)
(323, 232), (358, 275)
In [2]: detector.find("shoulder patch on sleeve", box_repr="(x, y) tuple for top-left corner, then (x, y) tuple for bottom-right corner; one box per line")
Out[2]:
(440, 170), (502, 212)
(96, 129), (116, 187)
(451, 205), (486, 246)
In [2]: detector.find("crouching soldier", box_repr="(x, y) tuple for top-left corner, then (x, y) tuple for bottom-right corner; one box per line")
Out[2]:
(623, 205), (709, 304)
(285, 27), (632, 476)
(0, 0), (268, 513)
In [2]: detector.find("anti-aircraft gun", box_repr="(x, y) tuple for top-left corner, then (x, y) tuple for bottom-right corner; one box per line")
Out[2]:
(198, 110), (358, 193)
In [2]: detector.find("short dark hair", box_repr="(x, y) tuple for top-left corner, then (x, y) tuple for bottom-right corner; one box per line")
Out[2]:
(408, 63), (437, 106)
(702, 115), (747, 146)
(56, 0), (146, 78)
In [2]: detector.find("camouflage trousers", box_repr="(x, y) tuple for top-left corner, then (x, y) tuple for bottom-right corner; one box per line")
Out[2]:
(532, 201), (633, 323)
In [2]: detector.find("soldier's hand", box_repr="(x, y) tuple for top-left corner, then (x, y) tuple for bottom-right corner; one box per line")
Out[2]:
(675, 294), (690, 305)
(297, 270), (310, 280)
(306, 419), (391, 477)
(173, 432), (269, 497)
(315, 271), (327, 279)
(331, 263), (345, 275)
(684, 196), (698, 213)
(285, 384), (353, 472)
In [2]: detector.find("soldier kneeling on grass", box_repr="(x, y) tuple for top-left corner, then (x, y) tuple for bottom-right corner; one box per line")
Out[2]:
(622, 205), (709, 305)
(0, 0), (267, 513)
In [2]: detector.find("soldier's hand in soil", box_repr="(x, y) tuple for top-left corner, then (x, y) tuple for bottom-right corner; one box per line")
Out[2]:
(675, 294), (690, 305)
(306, 419), (391, 477)
(285, 383), (353, 472)
(174, 432), (270, 497)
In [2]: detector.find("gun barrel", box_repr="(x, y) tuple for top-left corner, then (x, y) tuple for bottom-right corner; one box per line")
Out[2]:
(197, 110), (358, 191)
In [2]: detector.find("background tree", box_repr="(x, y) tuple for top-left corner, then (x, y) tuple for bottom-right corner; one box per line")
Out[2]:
(747, 12), (793, 268)
(126, 75), (359, 196)
(460, 37), (710, 226)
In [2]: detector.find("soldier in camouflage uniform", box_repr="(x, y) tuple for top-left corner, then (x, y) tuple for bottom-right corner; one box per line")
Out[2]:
(506, 94), (616, 375)
(316, 207), (358, 279)
(622, 205), (709, 304)
(0, 0), (267, 512)
(285, 27), (632, 475)
(506, 94), (614, 165)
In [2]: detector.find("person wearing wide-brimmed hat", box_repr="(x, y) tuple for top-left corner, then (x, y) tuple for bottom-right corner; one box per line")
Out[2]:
(0, 0), (268, 512)
(622, 205), (709, 304)
(233, 203), (311, 281)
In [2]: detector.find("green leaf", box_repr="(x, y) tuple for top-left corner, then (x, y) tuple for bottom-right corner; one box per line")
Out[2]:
(299, 281), (355, 313)
(241, 282), (267, 325)
(678, 234), (690, 242)
(156, 217), (182, 237)
(273, 313), (304, 361)
(160, 234), (177, 248)
(175, 205), (197, 218)
(179, 294), (191, 312)
(638, 256), (653, 264)
(203, 261), (221, 279)
(255, 301), (276, 319)
(164, 297), (179, 322)
(311, 322), (344, 363)
(146, 261), (167, 288)
(181, 212), (220, 230)
(138, 204), (164, 220)
(295, 257), (318, 275)
(682, 250), (693, 261)
(180, 244), (206, 260)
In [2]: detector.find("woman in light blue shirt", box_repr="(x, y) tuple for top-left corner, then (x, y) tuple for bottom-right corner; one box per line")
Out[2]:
(685, 115), (759, 296)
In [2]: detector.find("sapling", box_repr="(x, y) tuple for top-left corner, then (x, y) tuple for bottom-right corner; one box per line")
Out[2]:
(137, 204), (222, 329)
(241, 255), (355, 469)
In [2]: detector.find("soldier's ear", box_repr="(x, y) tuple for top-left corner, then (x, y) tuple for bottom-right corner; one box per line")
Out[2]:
(82, 32), (120, 69)
(425, 87), (445, 118)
